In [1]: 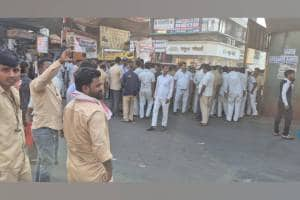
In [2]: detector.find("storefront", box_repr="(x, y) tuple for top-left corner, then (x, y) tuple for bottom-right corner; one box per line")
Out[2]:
(165, 41), (242, 66)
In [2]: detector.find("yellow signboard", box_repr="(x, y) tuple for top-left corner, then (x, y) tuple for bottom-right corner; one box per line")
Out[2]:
(99, 51), (134, 61)
(99, 26), (130, 50)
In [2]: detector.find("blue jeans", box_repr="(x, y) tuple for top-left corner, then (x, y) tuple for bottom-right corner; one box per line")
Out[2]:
(32, 128), (58, 182)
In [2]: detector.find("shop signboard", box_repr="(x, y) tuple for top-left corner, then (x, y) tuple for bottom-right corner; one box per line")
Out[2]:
(154, 40), (167, 53)
(269, 49), (298, 79)
(166, 41), (240, 60)
(37, 36), (49, 53)
(99, 26), (130, 50)
(66, 32), (97, 58)
(6, 28), (35, 40)
(172, 18), (201, 33)
(153, 18), (175, 31)
(246, 48), (267, 68)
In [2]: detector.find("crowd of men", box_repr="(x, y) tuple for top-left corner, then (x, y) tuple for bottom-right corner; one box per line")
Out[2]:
(0, 46), (296, 183)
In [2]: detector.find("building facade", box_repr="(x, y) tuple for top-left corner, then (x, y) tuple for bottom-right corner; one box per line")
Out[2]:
(150, 18), (248, 66)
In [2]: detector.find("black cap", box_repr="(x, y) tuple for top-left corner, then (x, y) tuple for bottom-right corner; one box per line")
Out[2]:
(0, 49), (19, 68)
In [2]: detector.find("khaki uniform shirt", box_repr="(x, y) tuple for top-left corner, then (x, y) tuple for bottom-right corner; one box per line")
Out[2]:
(63, 100), (113, 183)
(99, 68), (108, 91)
(109, 64), (122, 91)
(256, 75), (264, 88)
(212, 70), (222, 97)
(0, 86), (31, 182)
(30, 61), (63, 130)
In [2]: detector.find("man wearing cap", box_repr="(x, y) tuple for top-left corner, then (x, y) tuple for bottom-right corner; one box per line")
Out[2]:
(0, 49), (32, 182)
(30, 49), (71, 182)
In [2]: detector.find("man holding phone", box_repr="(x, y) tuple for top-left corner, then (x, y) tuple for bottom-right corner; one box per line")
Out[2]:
(30, 49), (72, 182)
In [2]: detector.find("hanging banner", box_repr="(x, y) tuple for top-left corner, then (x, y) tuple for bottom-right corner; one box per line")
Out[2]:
(136, 38), (154, 62)
(37, 36), (49, 53)
(99, 26), (130, 50)
(66, 32), (97, 58)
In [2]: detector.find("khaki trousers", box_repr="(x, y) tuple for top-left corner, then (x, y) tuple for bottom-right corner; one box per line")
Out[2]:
(123, 96), (135, 121)
(200, 96), (212, 124)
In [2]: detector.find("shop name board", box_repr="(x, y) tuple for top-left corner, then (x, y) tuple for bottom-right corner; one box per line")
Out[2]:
(166, 41), (240, 60)
(66, 32), (97, 58)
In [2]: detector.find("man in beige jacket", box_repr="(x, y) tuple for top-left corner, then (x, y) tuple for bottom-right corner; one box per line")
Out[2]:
(63, 67), (113, 183)
(0, 49), (32, 182)
(30, 49), (71, 182)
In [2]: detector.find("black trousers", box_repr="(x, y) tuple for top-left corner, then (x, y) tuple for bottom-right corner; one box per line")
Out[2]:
(274, 102), (293, 136)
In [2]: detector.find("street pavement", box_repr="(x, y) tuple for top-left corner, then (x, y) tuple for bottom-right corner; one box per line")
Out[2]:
(32, 113), (300, 183)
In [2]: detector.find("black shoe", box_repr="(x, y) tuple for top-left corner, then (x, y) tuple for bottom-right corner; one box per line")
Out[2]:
(147, 127), (155, 131)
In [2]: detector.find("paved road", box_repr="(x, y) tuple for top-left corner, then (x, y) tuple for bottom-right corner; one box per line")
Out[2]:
(32, 113), (300, 183)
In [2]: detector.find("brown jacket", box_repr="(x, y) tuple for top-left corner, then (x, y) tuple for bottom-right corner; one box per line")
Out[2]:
(30, 61), (63, 130)
(63, 98), (113, 183)
(0, 86), (32, 182)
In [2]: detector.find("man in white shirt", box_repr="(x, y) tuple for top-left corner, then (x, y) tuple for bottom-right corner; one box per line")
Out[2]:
(193, 65), (205, 114)
(239, 67), (248, 118)
(138, 62), (155, 119)
(147, 65), (174, 132)
(173, 62), (193, 114)
(246, 71), (258, 116)
(217, 66), (228, 118)
(198, 64), (214, 126)
(226, 68), (244, 122)
(133, 59), (145, 117)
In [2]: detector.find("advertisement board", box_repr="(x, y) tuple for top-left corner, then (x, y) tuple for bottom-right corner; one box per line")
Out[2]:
(99, 26), (130, 50)
(66, 32), (97, 58)
(136, 38), (154, 62)
(37, 36), (49, 53)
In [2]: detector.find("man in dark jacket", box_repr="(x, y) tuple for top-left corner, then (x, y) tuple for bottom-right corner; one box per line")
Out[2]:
(121, 60), (140, 123)
(273, 69), (296, 140)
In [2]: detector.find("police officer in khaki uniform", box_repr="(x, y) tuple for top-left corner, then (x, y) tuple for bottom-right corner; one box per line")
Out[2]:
(63, 67), (113, 183)
(0, 49), (32, 182)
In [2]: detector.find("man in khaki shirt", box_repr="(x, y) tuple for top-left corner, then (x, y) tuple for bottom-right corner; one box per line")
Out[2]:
(98, 63), (109, 97)
(30, 49), (71, 182)
(0, 49), (32, 182)
(210, 65), (222, 116)
(63, 67), (113, 183)
(108, 57), (123, 117)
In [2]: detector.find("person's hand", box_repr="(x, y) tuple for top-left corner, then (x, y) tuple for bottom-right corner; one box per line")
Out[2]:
(284, 105), (290, 110)
(59, 49), (72, 64)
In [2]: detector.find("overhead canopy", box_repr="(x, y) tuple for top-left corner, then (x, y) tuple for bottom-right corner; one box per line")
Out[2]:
(265, 18), (300, 33)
